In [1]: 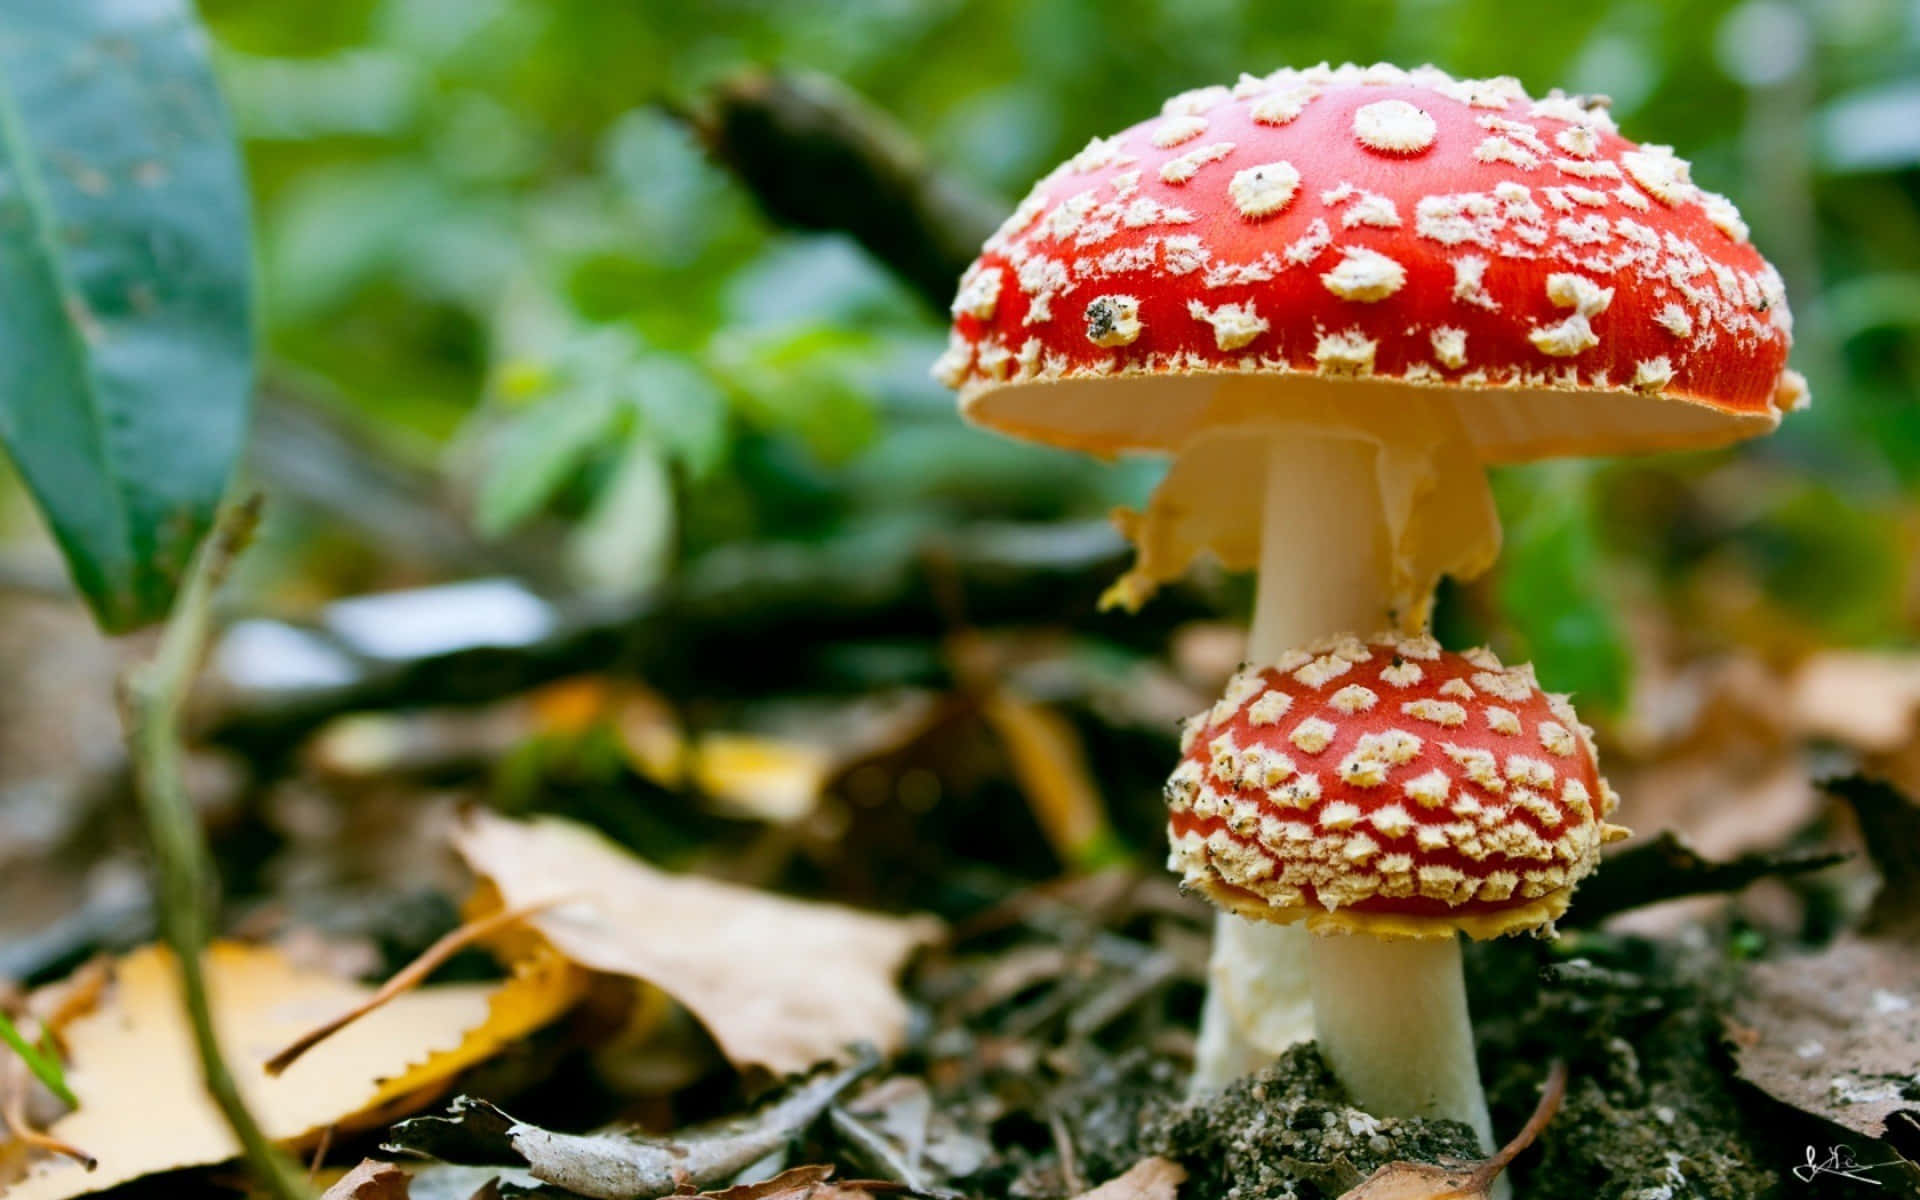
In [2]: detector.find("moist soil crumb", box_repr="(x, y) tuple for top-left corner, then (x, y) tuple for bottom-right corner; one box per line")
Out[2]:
(930, 926), (1915, 1199)
(1141, 1046), (1483, 1200)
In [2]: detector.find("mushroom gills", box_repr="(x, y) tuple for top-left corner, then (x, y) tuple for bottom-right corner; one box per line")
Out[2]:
(1108, 376), (1504, 623)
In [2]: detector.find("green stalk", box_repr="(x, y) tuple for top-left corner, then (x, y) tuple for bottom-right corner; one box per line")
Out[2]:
(117, 495), (312, 1200)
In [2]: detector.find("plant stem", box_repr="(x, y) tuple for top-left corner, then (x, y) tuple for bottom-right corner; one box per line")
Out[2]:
(117, 495), (312, 1200)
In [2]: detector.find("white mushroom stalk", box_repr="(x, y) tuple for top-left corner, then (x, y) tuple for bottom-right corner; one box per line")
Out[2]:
(1191, 434), (1390, 1093)
(1308, 932), (1492, 1149)
(1169, 385), (1502, 1095)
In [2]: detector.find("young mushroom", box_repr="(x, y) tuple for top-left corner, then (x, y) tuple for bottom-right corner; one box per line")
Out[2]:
(1166, 631), (1628, 1161)
(937, 61), (1802, 1091)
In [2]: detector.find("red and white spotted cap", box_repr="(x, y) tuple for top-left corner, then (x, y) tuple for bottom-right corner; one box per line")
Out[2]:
(937, 62), (1805, 463)
(1165, 632), (1630, 939)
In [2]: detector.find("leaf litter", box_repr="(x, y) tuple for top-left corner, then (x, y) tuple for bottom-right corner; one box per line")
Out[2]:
(452, 811), (943, 1077)
(388, 1051), (877, 1199)
(2, 941), (580, 1200)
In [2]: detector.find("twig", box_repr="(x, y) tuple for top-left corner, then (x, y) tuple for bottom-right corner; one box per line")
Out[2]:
(116, 494), (312, 1200)
(306, 1126), (332, 1180)
(266, 896), (569, 1075)
(1452, 1060), (1567, 1195)
(1821, 773), (1920, 935)
(687, 70), (1003, 312)
(205, 519), (1216, 762)
(1, 1055), (94, 1170)
(1048, 1109), (1085, 1196)
(1341, 1061), (1568, 1199)
(1564, 831), (1846, 927)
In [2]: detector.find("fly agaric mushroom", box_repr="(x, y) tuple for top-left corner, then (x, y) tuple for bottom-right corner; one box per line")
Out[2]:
(1166, 631), (1627, 1155)
(935, 61), (1802, 1092)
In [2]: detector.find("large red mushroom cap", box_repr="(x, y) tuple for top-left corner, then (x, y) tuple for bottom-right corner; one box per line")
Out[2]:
(1166, 632), (1630, 940)
(937, 62), (1805, 462)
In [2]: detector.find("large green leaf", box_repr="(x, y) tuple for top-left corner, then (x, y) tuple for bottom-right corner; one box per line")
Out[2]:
(0, 0), (253, 631)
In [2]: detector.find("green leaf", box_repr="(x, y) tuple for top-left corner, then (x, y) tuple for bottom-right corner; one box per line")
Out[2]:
(0, 0), (253, 631)
(568, 434), (675, 598)
(706, 324), (881, 465)
(629, 355), (728, 479)
(474, 380), (621, 538)
(0, 1008), (76, 1109)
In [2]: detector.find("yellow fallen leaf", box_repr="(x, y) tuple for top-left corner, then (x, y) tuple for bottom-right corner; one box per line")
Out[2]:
(455, 811), (943, 1076)
(690, 733), (834, 822)
(979, 691), (1120, 870)
(3, 942), (581, 1200)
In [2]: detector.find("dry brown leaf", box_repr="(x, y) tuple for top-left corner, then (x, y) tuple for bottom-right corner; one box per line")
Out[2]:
(454, 811), (942, 1075)
(1339, 1060), (1567, 1200)
(1789, 651), (1920, 754)
(1729, 935), (1920, 1143)
(1338, 1161), (1489, 1200)
(1072, 1157), (1186, 1200)
(697, 1164), (873, 1200)
(321, 1159), (412, 1199)
(4, 942), (580, 1200)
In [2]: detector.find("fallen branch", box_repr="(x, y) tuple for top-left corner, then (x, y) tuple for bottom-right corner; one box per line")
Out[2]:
(1, 1056), (94, 1171)
(687, 70), (1003, 312)
(117, 495), (313, 1200)
(1820, 773), (1920, 935)
(1563, 831), (1847, 928)
(204, 520), (1218, 761)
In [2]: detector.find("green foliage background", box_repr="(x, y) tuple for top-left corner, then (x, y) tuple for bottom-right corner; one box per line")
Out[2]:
(48, 0), (1920, 705)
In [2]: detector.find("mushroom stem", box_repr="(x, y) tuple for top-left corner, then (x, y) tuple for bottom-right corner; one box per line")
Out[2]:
(1191, 434), (1390, 1096)
(1307, 932), (1494, 1152)
(1246, 434), (1391, 663)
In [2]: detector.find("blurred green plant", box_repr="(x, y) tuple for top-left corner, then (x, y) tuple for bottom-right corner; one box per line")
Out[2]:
(0, 1010), (75, 1109)
(197, 0), (1920, 710)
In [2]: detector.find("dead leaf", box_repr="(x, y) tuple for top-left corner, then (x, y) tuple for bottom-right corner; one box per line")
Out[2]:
(692, 692), (947, 824)
(1072, 1156), (1185, 1200)
(1728, 935), (1920, 1143)
(1789, 651), (1920, 754)
(979, 691), (1117, 870)
(693, 1163), (877, 1200)
(322, 1159), (412, 1199)
(4, 942), (580, 1200)
(1337, 1161), (1485, 1200)
(389, 1054), (874, 1200)
(1340, 1060), (1567, 1200)
(454, 811), (941, 1075)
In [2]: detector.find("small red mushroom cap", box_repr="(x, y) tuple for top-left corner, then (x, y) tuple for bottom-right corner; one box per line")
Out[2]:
(938, 62), (1805, 462)
(1166, 632), (1629, 939)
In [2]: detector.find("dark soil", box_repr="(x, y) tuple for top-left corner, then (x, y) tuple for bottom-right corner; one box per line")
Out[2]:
(893, 912), (1918, 1200)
